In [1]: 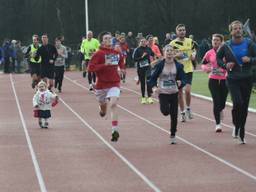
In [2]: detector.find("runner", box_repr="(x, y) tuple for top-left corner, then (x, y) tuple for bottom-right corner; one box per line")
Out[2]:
(217, 20), (256, 144)
(25, 34), (42, 89)
(170, 24), (197, 122)
(80, 31), (100, 91)
(35, 34), (58, 91)
(33, 80), (58, 128)
(148, 45), (185, 144)
(201, 34), (228, 132)
(88, 31), (125, 142)
(133, 37), (154, 104)
(54, 36), (67, 93)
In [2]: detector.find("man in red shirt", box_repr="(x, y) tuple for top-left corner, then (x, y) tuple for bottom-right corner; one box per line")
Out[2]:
(88, 31), (125, 142)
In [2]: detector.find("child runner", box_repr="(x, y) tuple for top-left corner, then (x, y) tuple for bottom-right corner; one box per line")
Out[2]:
(133, 37), (155, 104)
(88, 31), (125, 142)
(33, 81), (58, 128)
(201, 34), (228, 132)
(148, 45), (185, 144)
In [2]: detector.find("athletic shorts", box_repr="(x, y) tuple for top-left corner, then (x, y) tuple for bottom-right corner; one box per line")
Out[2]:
(30, 62), (41, 76)
(41, 65), (54, 79)
(95, 87), (120, 104)
(185, 72), (193, 85)
(38, 110), (51, 118)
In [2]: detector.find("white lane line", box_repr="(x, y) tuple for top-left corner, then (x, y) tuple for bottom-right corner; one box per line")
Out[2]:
(59, 97), (162, 192)
(191, 92), (256, 113)
(65, 75), (256, 182)
(64, 76), (161, 191)
(120, 86), (256, 138)
(10, 74), (47, 192)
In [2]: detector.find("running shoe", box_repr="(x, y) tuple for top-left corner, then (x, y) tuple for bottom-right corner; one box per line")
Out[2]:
(111, 130), (120, 142)
(147, 97), (154, 104)
(215, 124), (222, 132)
(180, 112), (186, 122)
(238, 136), (246, 144)
(186, 108), (193, 119)
(89, 84), (94, 91)
(141, 97), (147, 104)
(170, 136), (176, 144)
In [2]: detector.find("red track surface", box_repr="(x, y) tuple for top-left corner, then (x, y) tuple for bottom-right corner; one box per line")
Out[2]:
(1, 69), (256, 192)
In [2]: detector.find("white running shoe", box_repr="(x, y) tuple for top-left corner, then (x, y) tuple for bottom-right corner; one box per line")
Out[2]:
(186, 108), (193, 119)
(238, 136), (246, 144)
(170, 136), (177, 144)
(180, 112), (186, 122)
(215, 124), (222, 132)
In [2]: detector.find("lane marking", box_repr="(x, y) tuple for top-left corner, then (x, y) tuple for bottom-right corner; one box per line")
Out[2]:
(65, 75), (256, 182)
(120, 86), (256, 138)
(59, 97), (162, 192)
(10, 74), (47, 192)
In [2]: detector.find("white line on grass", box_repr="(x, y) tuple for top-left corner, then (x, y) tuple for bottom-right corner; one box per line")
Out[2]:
(65, 75), (256, 182)
(120, 86), (256, 138)
(10, 74), (47, 192)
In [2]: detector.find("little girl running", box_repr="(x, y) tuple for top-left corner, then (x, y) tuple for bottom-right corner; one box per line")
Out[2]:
(33, 81), (58, 128)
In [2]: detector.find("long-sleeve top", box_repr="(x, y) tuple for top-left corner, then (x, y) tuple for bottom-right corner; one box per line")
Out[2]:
(148, 59), (186, 90)
(35, 44), (58, 68)
(201, 48), (226, 80)
(217, 38), (256, 79)
(88, 46), (124, 89)
(133, 46), (154, 69)
(80, 38), (100, 60)
(55, 45), (68, 67)
(33, 90), (56, 111)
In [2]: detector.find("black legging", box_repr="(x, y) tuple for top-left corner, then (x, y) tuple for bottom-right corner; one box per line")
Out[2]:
(85, 59), (96, 85)
(208, 78), (228, 124)
(88, 71), (96, 85)
(226, 77), (253, 139)
(54, 66), (64, 90)
(159, 93), (178, 137)
(137, 66), (152, 97)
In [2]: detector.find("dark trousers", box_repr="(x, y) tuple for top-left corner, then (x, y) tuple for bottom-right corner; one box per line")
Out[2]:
(208, 78), (228, 124)
(4, 57), (10, 73)
(85, 59), (96, 84)
(54, 66), (65, 90)
(137, 66), (152, 97)
(159, 93), (178, 136)
(226, 77), (253, 139)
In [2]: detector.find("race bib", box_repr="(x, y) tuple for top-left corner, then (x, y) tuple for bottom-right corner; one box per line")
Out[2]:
(211, 67), (222, 75)
(139, 60), (149, 67)
(160, 80), (177, 89)
(180, 52), (189, 61)
(105, 54), (119, 65)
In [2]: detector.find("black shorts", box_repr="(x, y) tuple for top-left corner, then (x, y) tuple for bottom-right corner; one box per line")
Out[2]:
(185, 72), (193, 85)
(30, 62), (41, 76)
(41, 65), (54, 79)
(38, 110), (51, 118)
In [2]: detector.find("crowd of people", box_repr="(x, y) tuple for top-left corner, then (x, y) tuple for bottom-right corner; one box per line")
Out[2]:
(1, 20), (256, 144)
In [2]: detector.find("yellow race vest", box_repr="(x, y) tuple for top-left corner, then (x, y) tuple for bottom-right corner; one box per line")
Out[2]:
(170, 38), (194, 73)
(30, 44), (41, 63)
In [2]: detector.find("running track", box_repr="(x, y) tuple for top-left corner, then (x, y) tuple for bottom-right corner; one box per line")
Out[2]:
(0, 69), (256, 192)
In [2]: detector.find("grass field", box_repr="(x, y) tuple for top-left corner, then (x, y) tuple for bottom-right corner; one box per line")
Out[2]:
(192, 71), (256, 109)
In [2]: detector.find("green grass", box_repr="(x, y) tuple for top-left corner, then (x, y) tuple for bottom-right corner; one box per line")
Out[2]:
(192, 71), (256, 109)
